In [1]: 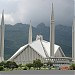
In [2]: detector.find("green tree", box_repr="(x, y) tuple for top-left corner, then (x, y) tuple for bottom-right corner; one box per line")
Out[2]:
(46, 61), (53, 70)
(47, 61), (53, 66)
(23, 66), (28, 70)
(70, 63), (75, 70)
(33, 59), (43, 70)
(0, 66), (4, 71)
(18, 64), (22, 67)
(0, 61), (6, 67)
(5, 61), (18, 70)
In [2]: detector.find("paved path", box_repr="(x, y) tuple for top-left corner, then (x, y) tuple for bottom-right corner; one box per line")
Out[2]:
(0, 70), (75, 75)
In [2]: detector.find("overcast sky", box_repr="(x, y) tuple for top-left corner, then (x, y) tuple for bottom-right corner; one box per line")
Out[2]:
(0, 0), (74, 26)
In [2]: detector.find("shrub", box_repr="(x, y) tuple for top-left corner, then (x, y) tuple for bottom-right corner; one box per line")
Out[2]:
(43, 64), (47, 68)
(46, 61), (53, 66)
(0, 61), (6, 68)
(70, 66), (73, 70)
(33, 59), (43, 70)
(0, 66), (4, 71)
(18, 64), (22, 67)
(70, 64), (75, 70)
(23, 66), (28, 70)
(26, 63), (33, 70)
(5, 61), (18, 70)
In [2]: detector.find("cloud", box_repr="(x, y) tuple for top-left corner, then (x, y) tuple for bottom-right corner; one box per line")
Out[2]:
(14, 0), (52, 26)
(0, 0), (74, 26)
(0, 14), (14, 24)
(0, 0), (18, 2)
(15, 0), (73, 26)
(7, 0), (18, 1)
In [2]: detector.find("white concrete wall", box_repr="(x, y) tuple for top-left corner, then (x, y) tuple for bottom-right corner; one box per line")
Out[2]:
(55, 48), (63, 57)
(13, 46), (45, 65)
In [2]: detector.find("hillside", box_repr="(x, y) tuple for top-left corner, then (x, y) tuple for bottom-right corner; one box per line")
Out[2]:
(4, 23), (72, 60)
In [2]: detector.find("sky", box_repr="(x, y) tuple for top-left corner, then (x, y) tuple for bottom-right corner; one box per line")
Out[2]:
(0, 0), (74, 26)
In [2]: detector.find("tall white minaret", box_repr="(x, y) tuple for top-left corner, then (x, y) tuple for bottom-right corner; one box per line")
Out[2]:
(28, 20), (32, 43)
(50, 3), (55, 57)
(72, 17), (75, 63)
(0, 10), (5, 62)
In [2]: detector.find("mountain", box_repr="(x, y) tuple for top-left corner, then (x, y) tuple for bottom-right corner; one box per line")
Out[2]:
(4, 23), (72, 60)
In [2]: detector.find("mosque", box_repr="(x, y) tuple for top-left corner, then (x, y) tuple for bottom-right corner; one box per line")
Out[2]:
(0, 3), (75, 65)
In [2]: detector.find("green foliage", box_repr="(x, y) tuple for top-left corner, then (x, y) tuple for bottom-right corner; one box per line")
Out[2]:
(33, 59), (43, 70)
(18, 64), (22, 67)
(70, 63), (75, 70)
(26, 63), (33, 70)
(43, 64), (47, 68)
(23, 66), (28, 70)
(0, 61), (6, 67)
(0, 66), (4, 71)
(46, 61), (53, 66)
(0, 61), (18, 70)
(5, 61), (18, 69)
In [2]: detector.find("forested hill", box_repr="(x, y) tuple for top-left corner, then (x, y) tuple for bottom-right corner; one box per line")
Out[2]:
(4, 23), (72, 60)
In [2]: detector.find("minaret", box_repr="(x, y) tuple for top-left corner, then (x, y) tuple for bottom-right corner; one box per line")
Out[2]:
(50, 3), (55, 57)
(72, 17), (75, 63)
(28, 20), (32, 43)
(0, 10), (5, 62)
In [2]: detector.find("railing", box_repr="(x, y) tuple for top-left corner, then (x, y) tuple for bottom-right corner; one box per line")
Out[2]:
(45, 57), (72, 64)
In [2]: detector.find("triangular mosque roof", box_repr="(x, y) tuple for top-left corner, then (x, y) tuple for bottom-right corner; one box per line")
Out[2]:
(8, 39), (65, 61)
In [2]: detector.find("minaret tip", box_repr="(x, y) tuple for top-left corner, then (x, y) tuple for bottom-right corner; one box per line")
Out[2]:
(52, 2), (53, 6)
(52, 3), (54, 13)
(51, 2), (54, 20)
(3, 9), (4, 13)
(30, 20), (31, 23)
(30, 20), (32, 25)
(28, 20), (32, 43)
(2, 10), (4, 15)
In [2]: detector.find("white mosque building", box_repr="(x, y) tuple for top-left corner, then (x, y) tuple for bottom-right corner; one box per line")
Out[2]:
(0, 3), (74, 65)
(8, 35), (66, 64)
(8, 3), (72, 65)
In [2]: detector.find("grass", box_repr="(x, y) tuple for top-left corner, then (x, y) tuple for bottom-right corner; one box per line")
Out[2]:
(1, 67), (57, 71)
(0, 65), (72, 71)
